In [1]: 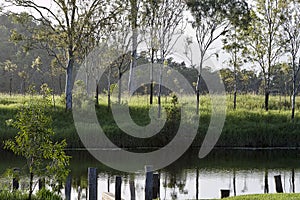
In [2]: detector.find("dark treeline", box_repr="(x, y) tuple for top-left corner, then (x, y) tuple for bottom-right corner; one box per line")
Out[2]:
(220, 64), (300, 97)
(0, 14), (65, 95)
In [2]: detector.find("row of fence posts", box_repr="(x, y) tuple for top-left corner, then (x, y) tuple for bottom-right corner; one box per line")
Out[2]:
(12, 167), (286, 199)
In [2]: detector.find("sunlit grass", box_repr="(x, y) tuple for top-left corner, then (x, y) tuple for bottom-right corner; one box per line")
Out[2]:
(223, 193), (300, 200)
(1, 93), (300, 148)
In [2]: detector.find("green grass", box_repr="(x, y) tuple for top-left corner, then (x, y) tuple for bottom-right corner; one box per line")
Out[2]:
(0, 189), (62, 200)
(1, 93), (300, 148)
(224, 193), (300, 200)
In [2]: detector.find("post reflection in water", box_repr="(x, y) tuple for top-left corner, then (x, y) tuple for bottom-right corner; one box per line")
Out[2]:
(63, 149), (300, 199)
(264, 169), (269, 194)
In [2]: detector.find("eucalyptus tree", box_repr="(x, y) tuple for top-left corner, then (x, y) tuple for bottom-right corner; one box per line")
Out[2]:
(109, 9), (132, 104)
(143, 0), (186, 116)
(127, 0), (140, 94)
(281, 0), (300, 119)
(222, 24), (249, 109)
(5, 0), (121, 110)
(244, 0), (286, 111)
(186, 0), (250, 113)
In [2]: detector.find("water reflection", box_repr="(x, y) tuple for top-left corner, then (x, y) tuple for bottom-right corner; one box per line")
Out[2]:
(1, 148), (300, 199)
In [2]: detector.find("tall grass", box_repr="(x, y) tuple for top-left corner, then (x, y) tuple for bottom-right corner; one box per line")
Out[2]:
(1, 93), (300, 148)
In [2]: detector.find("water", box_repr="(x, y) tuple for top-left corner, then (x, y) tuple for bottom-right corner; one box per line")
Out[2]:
(1, 148), (300, 199)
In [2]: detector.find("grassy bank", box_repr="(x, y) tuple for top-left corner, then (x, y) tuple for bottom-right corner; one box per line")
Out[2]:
(1, 93), (300, 148)
(224, 193), (300, 199)
(0, 189), (62, 200)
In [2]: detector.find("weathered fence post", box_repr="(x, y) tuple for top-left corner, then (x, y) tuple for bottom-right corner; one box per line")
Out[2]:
(220, 189), (230, 198)
(12, 168), (20, 190)
(153, 173), (160, 199)
(274, 175), (283, 193)
(65, 174), (72, 200)
(145, 165), (153, 200)
(115, 176), (122, 200)
(130, 179), (135, 200)
(88, 168), (98, 200)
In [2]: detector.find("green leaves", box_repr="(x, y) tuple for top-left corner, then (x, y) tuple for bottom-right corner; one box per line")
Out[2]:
(4, 96), (70, 196)
(187, 0), (250, 27)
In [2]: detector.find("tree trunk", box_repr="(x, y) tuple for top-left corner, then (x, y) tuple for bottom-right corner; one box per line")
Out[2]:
(128, 0), (138, 94)
(28, 172), (34, 200)
(196, 74), (201, 114)
(233, 90), (237, 110)
(51, 75), (56, 108)
(150, 54), (154, 105)
(59, 75), (63, 95)
(150, 6), (155, 105)
(22, 79), (26, 95)
(95, 80), (99, 106)
(291, 79), (296, 120)
(265, 90), (269, 111)
(158, 63), (162, 118)
(118, 68), (122, 104)
(9, 77), (12, 96)
(107, 70), (111, 111)
(65, 58), (74, 111)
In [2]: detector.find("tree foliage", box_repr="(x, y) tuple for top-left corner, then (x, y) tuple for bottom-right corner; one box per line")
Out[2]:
(243, 0), (286, 111)
(186, 0), (250, 113)
(5, 0), (121, 110)
(280, 0), (300, 119)
(4, 88), (70, 199)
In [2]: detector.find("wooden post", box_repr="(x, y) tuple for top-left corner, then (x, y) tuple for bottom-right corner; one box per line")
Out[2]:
(220, 189), (230, 198)
(12, 168), (20, 190)
(274, 175), (283, 193)
(130, 180), (135, 200)
(115, 176), (122, 200)
(153, 173), (160, 199)
(145, 165), (153, 200)
(65, 174), (72, 200)
(88, 168), (98, 200)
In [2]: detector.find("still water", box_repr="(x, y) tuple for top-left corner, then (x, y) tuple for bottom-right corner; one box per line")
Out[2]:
(1, 148), (300, 199)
